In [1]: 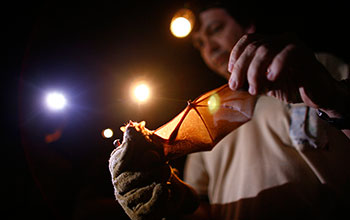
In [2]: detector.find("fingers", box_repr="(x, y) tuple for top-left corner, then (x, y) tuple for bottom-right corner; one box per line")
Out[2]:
(229, 34), (277, 94)
(230, 42), (258, 91)
(228, 33), (300, 97)
(268, 44), (297, 82)
(228, 34), (261, 90)
(265, 68), (303, 103)
(228, 34), (261, 72)
(246, 43), (276, 94)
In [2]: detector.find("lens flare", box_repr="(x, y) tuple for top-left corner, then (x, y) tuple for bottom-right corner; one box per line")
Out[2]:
(208, 93), (220, 114)
(170, 8), (195, 38)
(46, 92), (67, 110)
(133, 84), (150, 102)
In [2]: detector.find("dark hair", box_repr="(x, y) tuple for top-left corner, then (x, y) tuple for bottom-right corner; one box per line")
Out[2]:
(185, 0), (296, 34)
(185, 0), (258, 30)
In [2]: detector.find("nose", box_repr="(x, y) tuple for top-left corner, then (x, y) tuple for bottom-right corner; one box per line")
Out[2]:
(203, 38), (220, 56)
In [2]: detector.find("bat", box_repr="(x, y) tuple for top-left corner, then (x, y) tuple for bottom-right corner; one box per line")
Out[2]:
(151, 84), (257, 159)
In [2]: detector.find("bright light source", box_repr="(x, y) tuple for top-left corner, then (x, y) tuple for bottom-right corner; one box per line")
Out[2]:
(46, 92), (67, 110)
(133, 83), (150, 102)
(208, 93), (220, 114)
(170, 17), (192, 38)
(170, 8), (195, 38)
(102, 128), (113, 138)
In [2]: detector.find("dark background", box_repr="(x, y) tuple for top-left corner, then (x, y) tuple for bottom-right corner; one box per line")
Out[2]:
(5, 0), (349, 219)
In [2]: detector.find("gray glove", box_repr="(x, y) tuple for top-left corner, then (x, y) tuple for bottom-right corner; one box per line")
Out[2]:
(109, 122), (199, 220)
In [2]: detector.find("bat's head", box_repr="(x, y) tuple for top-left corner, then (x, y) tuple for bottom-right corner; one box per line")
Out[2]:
(110, 121), (166, 173)
(121, 121), (153, 143)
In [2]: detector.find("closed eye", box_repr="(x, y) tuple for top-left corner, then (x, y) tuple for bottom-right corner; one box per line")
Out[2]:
(207, 22), (224, 36)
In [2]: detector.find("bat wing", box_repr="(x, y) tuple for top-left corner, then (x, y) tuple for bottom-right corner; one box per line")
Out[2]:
(154, 84), (257, 159)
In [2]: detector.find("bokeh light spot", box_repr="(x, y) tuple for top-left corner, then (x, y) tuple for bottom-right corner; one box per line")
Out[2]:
(208, 93), (220, 114)
(102, 128), (114, 138)
(170, 17), (192, 38)
(133, 83), (150, 102)
(46, 92), (67, 111)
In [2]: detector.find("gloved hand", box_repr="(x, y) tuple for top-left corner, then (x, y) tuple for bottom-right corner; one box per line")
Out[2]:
(109, 122), (199, 220)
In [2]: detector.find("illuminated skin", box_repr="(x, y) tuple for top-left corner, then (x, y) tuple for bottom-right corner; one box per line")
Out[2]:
(192, 8), (255, 79)
(188, 8), (350, 219)
(193, 8), (349, 138)
(227, 23), (349, 138)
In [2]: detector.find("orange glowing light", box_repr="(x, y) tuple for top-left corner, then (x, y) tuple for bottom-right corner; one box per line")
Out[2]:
(170, 8), (195, 38)
(133, 83), (150, 102)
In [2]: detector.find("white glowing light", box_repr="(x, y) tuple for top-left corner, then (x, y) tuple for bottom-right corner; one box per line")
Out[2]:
(133, 84), (150, 102)
(170, 17), (192, 38)
(208, 93), (220, 114)
(46, 92), (67, 110)
(102, 128), (114, 138)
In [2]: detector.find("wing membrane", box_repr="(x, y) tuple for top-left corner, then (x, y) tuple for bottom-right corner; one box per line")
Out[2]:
(154, 84), (257, 159)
